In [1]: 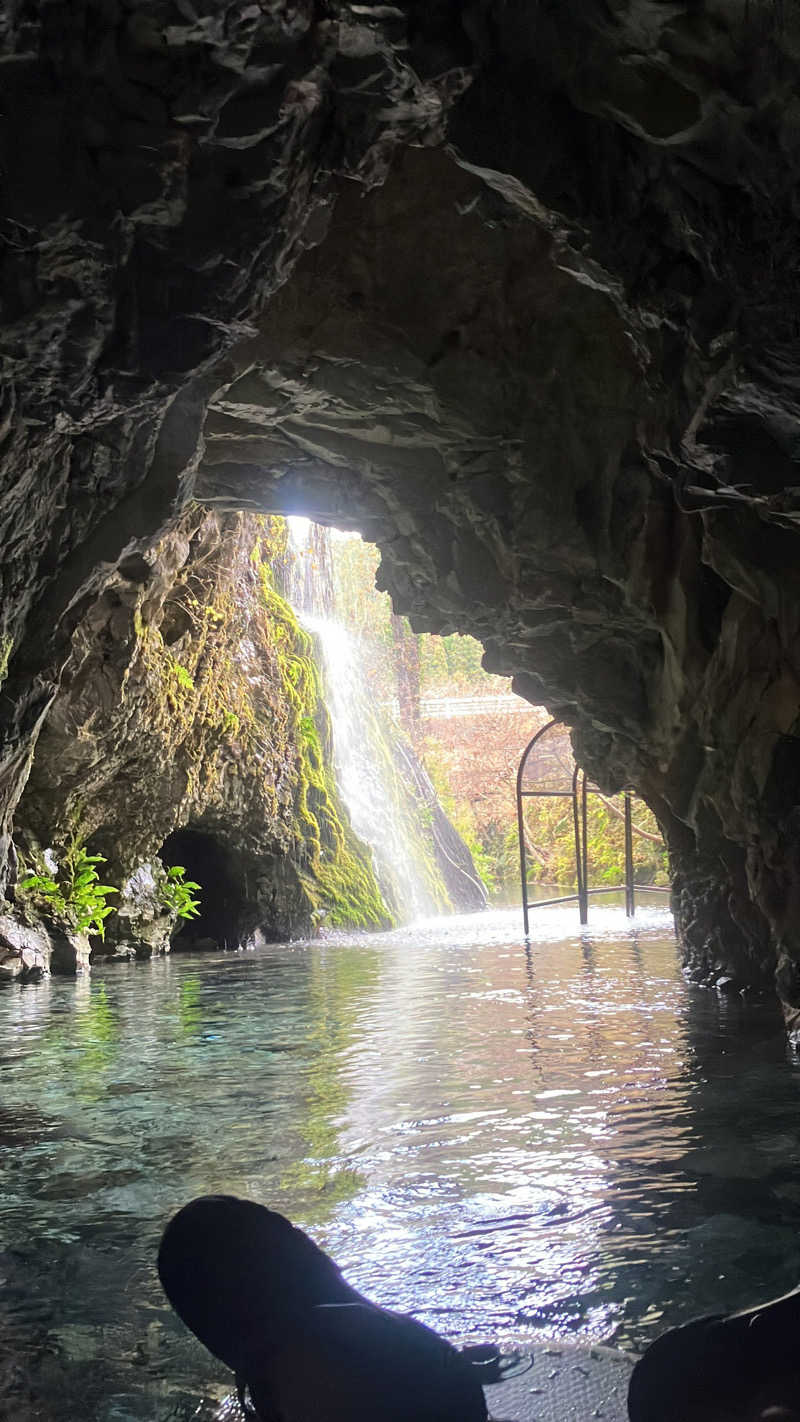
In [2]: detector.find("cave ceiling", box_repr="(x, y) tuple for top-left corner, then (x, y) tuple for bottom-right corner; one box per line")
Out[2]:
(4, 2), (800, 997)
(198, 148), (663, 740)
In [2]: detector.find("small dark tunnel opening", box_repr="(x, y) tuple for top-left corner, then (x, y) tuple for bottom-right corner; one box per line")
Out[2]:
(159, 828), (248, 949)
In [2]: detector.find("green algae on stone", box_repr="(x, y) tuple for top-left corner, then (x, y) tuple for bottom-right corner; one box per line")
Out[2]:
(14, 511), (391, 954)
(255, 533), (392, 932)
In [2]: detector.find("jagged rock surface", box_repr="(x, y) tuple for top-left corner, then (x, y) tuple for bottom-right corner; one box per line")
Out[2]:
(13, 510), (390, 958)
(3, 5), (800, 1013)
(100, 861), (175, 961)
(0, 914), (49, 982)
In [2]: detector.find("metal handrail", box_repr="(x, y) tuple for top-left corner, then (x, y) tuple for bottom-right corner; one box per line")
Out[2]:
(517, 721), (665, 939)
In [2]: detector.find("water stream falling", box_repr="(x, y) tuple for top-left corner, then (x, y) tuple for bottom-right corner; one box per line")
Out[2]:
(285, 517), (440, 920)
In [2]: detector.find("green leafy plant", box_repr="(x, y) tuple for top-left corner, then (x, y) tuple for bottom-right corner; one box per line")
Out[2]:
(19, 847), (118, 939)
(17, 867), (66, 916)
(159, 865), (202, 921)
(66, 850), (119, 938)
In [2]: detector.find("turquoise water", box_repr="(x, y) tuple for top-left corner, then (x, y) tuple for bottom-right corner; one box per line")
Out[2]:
(2, 902), (800, 1421)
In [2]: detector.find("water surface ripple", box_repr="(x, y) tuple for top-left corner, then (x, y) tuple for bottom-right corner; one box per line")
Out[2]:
(2, 903), (800, 1421)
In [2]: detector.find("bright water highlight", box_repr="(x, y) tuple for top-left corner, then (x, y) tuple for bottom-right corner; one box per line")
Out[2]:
(298, 610), (438, 918)
(284, 515), (442, 919)
(2, 903), (800, 1421)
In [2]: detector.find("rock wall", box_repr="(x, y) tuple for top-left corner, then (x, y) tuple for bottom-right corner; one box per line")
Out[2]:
(11, 510), (390, 961)
(2, 6), (800, 1017)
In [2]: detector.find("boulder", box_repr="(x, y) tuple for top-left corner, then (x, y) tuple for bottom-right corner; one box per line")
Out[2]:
(0, 913), (50, 983)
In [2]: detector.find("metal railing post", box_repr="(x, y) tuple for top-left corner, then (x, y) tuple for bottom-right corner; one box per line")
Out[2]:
(572, 766), (589, 926)
(580, 771), (589, 925)
(624, 791), (635, 917)
(517, 760), (530, 940)
(517, 722), (661, 936)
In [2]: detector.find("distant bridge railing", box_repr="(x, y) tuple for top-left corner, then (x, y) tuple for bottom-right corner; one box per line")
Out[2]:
(380, 694), (533, 720)
(417, 694), (533, 720)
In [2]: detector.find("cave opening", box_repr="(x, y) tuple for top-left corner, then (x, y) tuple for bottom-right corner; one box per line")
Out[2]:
(289, 517), (668, 912)
(158, 828), (247, 949)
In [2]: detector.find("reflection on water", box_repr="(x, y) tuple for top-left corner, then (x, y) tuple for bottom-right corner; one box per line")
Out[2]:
(2, 903), (800, 1421)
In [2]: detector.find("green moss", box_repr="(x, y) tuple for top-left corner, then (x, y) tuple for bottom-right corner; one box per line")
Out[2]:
(0, 633), (12, 691)
(254, 542), (391, 931)
(125, 513), (389, 932)
(35, 509), (391, 938)
(170, 661), (194, 694)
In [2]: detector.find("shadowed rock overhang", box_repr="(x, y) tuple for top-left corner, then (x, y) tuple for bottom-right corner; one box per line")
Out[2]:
(2, 4), (800, 1017)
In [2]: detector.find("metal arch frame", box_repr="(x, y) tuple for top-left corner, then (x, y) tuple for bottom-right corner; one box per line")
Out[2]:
(517, 721), (646, 939)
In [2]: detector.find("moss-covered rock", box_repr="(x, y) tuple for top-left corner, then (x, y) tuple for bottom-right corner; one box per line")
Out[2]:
(12, 511), (390, 967)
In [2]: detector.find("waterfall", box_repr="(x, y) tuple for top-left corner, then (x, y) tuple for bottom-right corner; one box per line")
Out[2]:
(282, 516), (335, 618)
(302, 612), (443, 919)
(285, 518), (443, 921)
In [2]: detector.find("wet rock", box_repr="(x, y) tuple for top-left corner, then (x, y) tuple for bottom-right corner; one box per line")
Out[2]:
(0, 913), (50, 983)
(0, 952), (23, 982)
(97, 861), (173, 962)
(393, 740), (488, 913)
(48, 926), (91, 977)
